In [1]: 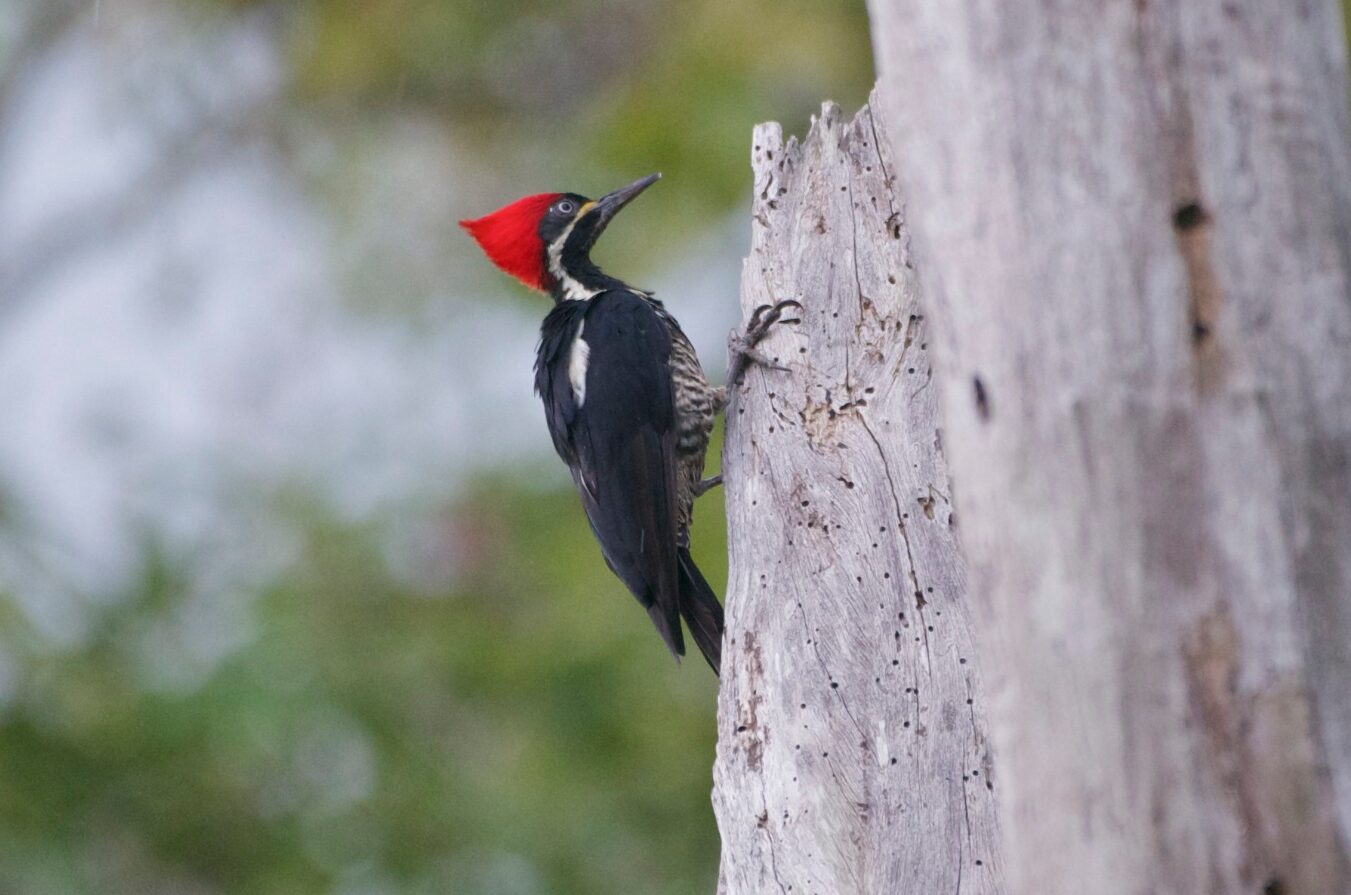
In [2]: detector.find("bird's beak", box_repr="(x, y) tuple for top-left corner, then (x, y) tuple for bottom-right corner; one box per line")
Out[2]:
(591, 173), (661, 231)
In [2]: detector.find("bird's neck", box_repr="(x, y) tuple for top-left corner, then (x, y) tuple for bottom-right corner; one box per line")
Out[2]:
(547, 255), (628, 303)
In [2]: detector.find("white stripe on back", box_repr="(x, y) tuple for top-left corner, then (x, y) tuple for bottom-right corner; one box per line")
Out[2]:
(568, 320), (590, 406)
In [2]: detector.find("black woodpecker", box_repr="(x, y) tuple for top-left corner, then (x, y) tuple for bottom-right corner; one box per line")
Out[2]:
(461, 174), (796, 674)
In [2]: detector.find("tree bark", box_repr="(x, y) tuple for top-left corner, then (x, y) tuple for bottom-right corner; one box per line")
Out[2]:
(867, 2), (1351, 893)
(713, 96), (1004, 895)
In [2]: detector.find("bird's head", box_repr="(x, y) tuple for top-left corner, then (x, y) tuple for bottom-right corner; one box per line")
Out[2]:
(460, 173), (660, 302)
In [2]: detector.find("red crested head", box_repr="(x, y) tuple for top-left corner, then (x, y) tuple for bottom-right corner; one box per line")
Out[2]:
(459, 193), (562, 292)
(461, 175), (660, 300)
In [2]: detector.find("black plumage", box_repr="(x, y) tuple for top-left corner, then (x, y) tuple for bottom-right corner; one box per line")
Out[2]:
(463, 174), (725, 673)
(535, 289), (723, 672)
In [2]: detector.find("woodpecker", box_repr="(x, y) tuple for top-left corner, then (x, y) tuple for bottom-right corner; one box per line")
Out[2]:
(461, 174), (796, 674)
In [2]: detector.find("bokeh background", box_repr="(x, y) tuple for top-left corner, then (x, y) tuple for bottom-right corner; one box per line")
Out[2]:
(0, 1), (872, 893)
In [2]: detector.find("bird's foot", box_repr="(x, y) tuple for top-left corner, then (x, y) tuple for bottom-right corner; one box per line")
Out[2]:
(727, 299), (802, 386)
(693, 474), (723, 498)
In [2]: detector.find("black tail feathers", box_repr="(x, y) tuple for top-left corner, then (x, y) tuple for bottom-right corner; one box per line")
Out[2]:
(677, 548), (725, 675)
(646, 601), (685, 661)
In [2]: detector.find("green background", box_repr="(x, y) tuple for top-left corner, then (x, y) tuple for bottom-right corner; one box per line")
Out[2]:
(0, 2), (872, 893)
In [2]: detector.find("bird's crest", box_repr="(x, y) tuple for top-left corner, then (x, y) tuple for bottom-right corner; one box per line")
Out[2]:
(460, 193), (561, 291)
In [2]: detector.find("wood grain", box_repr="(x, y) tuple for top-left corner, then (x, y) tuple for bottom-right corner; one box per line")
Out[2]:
(868, 1), (1351, 892)
(712, 96), (1005, 895)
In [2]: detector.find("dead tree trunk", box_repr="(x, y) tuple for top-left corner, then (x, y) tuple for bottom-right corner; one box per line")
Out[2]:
(712, 96), (1004, 895)
(867, 2), (1351, 892)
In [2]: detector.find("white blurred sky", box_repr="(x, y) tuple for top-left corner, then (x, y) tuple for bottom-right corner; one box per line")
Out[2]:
(0, 3), (745, 656)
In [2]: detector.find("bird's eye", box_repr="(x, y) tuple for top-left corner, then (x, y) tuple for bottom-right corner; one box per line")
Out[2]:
(556, 200), (576, 215)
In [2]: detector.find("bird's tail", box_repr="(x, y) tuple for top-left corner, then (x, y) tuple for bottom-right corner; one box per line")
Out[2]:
(678, 548), (725, 675)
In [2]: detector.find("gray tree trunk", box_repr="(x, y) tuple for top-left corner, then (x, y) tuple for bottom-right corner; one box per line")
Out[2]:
(868, 2), (1351, 893)
(712, 96), (1004, 895)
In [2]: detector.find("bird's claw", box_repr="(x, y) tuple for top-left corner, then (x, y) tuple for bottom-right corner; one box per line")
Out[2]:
(693, 474), (723, 498)
(728, 298), (802, 385)
(746, 300), (803, 339)
(730, 343), (788, 373)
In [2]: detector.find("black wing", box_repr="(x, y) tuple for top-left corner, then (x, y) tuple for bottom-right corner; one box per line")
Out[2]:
(534, 291), (684, 658)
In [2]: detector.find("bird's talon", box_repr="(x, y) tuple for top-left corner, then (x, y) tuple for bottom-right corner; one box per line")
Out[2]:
(741, 346), (786, 371)
(694, 474), (723, 498)
(727, 298), (803, 384)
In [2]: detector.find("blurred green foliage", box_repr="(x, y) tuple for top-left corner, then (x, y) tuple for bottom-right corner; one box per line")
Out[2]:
(2, 0), (872, 890)
(280, 0), (873, 254)
(0, 431), (730, 894)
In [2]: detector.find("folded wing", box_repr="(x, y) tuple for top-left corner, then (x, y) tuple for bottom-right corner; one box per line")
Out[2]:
(535, 290), (685, 658)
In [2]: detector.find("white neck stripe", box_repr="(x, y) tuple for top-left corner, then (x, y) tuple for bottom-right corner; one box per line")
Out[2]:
(547, 218), (599, 302)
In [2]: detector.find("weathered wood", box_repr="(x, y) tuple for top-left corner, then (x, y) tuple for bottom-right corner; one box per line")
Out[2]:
(868, 2), (1351, 892)
(713, 96), (1004, 895)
